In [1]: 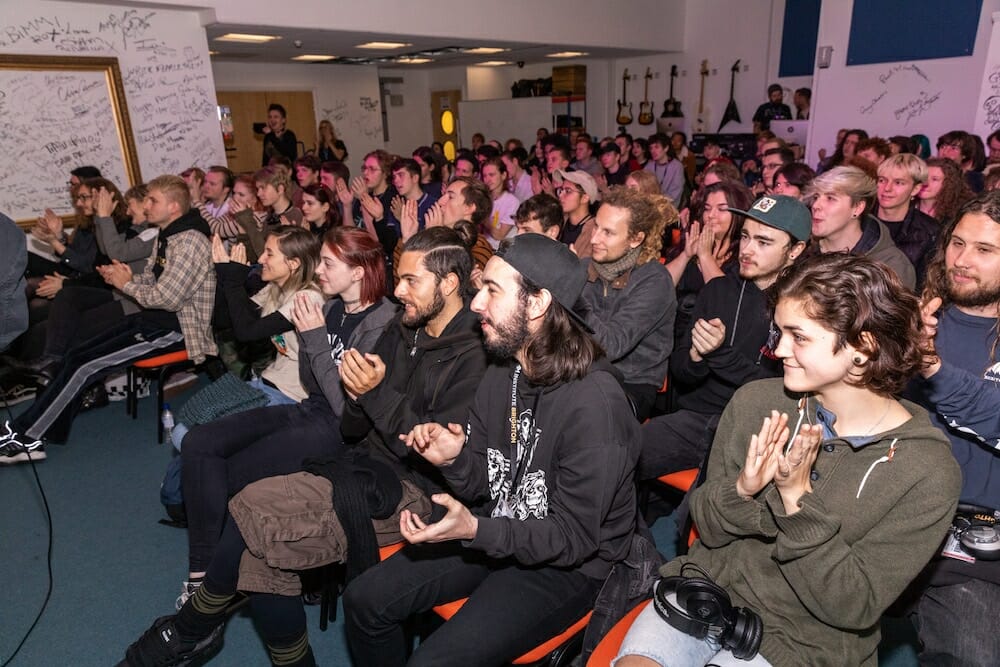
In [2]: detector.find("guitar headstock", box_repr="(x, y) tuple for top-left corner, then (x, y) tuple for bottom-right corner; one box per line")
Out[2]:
(622, 68), (630, 81)
(644, 67), (652, 80)
(670, 64), (678, 79)
(731, 59), (741, 73)
(700, 60), (709, 77)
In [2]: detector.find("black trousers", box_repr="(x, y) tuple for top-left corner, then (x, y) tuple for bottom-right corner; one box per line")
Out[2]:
(44, 285), (125, 358)
(182, 400), (343, 573)
(637, 409), (721, 481)
(343, 542), (602, 667)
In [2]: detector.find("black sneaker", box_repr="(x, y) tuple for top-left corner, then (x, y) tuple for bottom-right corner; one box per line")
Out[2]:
(0, 421), (45, 465)
(116, 615), (224, 667)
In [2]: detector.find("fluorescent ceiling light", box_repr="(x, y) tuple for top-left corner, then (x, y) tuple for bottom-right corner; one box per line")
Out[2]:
(464, 47), (508, 55)
(215, 33), (281, 43)
(208, 50), (220, 56)
(292, 55), (336, 62)
(478, 61), (513, 67)
(356, 41), (411, 50)
(397, 57), (432, 64)
(547, 51), (588, 58)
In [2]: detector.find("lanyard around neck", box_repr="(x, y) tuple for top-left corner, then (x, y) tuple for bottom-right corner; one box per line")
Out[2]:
(508, 364), (541, 498)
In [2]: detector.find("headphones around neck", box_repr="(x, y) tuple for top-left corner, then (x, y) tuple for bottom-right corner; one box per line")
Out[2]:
(653, 576), (763, 660)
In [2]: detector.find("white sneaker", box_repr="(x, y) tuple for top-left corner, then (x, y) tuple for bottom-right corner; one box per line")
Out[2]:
(0, 421), (45, 465)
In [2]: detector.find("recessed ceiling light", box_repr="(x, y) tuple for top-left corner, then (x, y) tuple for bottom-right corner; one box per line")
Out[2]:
(215, 33), (282, 44)
(397, 57), (432, 64)
(547, 51), (588, 58)
(477, 61), (513, 67)
(356, 41), (411, 50)
(292, 55), (337, 62)
(464, 47), (508, 55)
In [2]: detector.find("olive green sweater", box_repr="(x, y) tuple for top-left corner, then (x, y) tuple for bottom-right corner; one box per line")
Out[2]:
(662, 378), (960, 667)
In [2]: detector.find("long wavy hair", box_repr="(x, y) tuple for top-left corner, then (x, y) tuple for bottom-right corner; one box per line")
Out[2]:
(922, 158), (974, 225)
(257, 225), (321, 314)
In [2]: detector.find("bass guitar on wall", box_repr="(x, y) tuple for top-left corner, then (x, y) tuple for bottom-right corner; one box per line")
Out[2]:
(638, 68), (654, 125)
(616, 68), (633, 126)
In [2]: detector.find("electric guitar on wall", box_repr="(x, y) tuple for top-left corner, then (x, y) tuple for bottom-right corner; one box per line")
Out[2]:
(661, 65), (683, 118)
(693, 60), (710, 133)
(616, 69), (633, 125)
(638, 68), (654, 125)
(718, 59), (742, 132)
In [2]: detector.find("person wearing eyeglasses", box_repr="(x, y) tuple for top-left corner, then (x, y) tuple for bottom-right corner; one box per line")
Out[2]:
(554, 170), (599, 257)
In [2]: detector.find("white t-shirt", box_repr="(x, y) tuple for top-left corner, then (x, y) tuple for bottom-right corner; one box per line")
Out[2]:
(486, 191), (521, 249)
(511, 171), (533, 203)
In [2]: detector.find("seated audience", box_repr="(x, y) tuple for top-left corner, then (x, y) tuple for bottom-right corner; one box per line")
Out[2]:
(191, 166), (237, 241)
(0, 175), (216, 458)
(413, 146), (444, 198)
(616, 253), (960, 667)
(855, 137), (892, 166)
(918, 157), (974, 225)
(581, 188), (675, 420)
(554, 169), (600, 255)
(640, 195), (808, 481)
(645, 133), (684, 204)
(299, 184), (341, 236)
(771, 162), (816, 199)
(389, 158), (438, 242)
(255, 166), (303, 229)
(599, 142), (630, 188)
(502, 147), (533, 202)
(345, 233), (639, 666)
(479, 157), (520, 248)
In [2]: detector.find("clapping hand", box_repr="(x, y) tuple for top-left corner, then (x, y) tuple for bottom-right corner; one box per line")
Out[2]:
(774, 423), (824, 515)
(691, 318), (726, 359)
(291, 292), (325, 333)
(94, 187), (116, 218)
(97, 259), (133, 290)
(35, 273), (65, 298)
(211, 234), (230, 263)
(399, 198), (419, 240)
(229, 242), (248, 265)
(735, 411), (789, 498)
(424, 202), (445, 229)
(340, 348), (386, 399)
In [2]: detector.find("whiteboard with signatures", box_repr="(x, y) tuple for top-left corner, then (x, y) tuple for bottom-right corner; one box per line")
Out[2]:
(0, 1), (224, 221)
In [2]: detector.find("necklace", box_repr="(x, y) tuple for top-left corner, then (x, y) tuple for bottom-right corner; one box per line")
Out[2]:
(339, 298), (363, 325)
(864, 399), (894, 436)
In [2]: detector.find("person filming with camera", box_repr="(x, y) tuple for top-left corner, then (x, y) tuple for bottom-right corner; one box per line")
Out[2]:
(615, 252), (960, 667)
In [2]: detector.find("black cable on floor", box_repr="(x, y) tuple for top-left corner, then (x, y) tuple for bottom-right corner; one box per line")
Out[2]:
(1, 394), (54, 667)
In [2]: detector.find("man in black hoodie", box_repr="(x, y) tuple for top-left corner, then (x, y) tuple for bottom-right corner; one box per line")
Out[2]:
(639, 195), (809, 481)
(344, 234), (640, 667)
(1, 175), (215, 456)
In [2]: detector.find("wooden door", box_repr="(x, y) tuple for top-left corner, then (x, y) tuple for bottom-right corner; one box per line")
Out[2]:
(431, 89), (462, 160)
(216, 90), (316, 174)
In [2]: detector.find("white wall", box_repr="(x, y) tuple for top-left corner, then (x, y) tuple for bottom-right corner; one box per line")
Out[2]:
(808, 0), (1000, 164)
(212, 61), (381, 176)
(0, 1), (225, 186)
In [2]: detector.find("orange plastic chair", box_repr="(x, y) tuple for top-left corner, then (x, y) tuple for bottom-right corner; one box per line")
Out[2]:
(127, 349), (192, 442)
(432, 599), (592, 665)
(585, 599), (651, 667)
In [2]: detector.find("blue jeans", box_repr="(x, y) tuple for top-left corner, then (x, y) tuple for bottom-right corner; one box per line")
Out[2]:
(615, 599), (773, 667)
(170, 376), (297, 451)
(913, 577), (1000, 666)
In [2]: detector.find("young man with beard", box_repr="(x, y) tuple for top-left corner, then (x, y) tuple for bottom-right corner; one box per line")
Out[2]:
(110, 228), (486, 666)
(580, 188), (676, 421)
(872, 154), (939, 289)
(908, 191), (1000, 664)
(639, 195), (809, 480)
(344, 233), (640, 667)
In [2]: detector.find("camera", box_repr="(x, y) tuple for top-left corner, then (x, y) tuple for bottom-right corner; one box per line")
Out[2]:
(252, 122), (267, 134)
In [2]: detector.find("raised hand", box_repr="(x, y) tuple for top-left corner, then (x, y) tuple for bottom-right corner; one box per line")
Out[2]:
(229, 242), (248, 266)
(424, 202), (445, 229)
(291, 292), (325, 333)
(400, 198), (419, 241)
(211, 234), (230, 263)
(336, 178), (355, 209)
(919, 296), (943, 378)
(36, 273), (65, 298)
(94, 187), (117, 218)
(390, 195), (405, 222)
(400, 493), (478, 544)
(735, 410), (788, 498)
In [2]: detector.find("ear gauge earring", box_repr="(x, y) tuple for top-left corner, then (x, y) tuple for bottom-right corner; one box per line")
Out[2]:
(853, 355), (864, 365)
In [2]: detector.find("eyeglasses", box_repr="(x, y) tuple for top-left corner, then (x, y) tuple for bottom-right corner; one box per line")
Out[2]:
(937, 142), (962, 150)
(556, 186), (583, 196)
(74, 193), (93, 202)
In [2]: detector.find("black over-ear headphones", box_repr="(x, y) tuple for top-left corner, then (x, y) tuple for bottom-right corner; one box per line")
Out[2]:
(653, 576), (763, 660)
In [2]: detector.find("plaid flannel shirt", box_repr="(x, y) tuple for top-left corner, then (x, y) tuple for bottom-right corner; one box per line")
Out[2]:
(122, 228), (217, 363)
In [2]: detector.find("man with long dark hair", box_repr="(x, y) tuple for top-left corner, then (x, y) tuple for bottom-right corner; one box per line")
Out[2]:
(908, 191), (1000, 664)
(344, 233), (641, 666)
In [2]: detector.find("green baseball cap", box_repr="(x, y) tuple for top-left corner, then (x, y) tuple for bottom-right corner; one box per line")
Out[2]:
(728, 195), (811, 243)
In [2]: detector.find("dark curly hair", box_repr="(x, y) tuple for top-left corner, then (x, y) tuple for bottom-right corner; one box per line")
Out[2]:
(772, 253), (923, 395)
